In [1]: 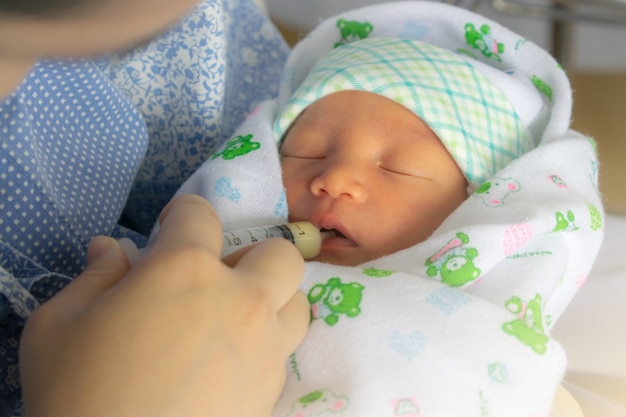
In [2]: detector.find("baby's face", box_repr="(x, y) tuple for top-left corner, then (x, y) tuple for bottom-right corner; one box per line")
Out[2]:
(280, 90), (468, 266)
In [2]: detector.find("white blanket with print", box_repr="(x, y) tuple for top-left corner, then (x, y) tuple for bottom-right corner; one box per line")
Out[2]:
(171, 2), (604, 416)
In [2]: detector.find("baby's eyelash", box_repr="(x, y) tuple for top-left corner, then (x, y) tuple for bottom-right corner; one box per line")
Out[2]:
(379, 165), (415, 177)
(281, 154), (325, 160)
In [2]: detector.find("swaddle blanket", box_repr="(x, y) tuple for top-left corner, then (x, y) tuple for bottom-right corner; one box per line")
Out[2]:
(171, 2), (604, 416)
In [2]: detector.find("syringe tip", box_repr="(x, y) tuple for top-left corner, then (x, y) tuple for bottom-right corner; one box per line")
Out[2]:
(320, 230), (336, 240)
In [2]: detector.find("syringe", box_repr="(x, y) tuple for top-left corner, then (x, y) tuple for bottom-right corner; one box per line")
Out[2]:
(221, 221), (334, 259)
(120, 221), (334, 265)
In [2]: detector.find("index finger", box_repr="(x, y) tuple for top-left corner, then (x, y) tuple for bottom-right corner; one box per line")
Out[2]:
(234, 238), (306, 308)
(151, 194), (223, 257)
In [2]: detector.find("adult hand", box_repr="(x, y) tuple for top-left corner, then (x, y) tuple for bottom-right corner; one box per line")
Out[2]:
(20, 194), (309, 417)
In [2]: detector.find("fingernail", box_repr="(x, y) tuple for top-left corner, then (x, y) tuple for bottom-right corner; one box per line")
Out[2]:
(87, 236), (122, 264)
(117, 238), (140, 266)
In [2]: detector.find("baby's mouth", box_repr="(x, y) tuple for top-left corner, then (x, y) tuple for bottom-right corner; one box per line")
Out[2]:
(321, 228), (347, 239)
(317, 225), (357, 249)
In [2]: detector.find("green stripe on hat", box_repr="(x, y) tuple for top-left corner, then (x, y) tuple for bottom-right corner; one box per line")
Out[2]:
(274, 38), (534, 189)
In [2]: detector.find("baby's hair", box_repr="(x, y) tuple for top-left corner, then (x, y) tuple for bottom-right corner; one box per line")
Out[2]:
(0, 0), (98, 17)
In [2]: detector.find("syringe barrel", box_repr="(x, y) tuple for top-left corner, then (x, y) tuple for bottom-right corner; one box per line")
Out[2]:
(121, 221), (324, 266)
(221, 221), (322, 259)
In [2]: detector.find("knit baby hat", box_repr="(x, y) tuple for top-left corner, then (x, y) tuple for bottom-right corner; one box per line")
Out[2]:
(274, 37), (543, 192)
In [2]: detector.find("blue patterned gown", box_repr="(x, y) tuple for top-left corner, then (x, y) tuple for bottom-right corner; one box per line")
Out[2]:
(0, 0), (288, 413)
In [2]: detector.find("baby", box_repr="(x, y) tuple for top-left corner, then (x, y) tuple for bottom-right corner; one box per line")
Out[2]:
(274, 33), (539, 266)
(167, 2), (603, 416)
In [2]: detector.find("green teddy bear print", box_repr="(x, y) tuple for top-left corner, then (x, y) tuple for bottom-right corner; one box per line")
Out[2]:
(211, 134), (260, 160)
(334, 18), (373, 48)
(308, 277), (364, 326)
(502, 293), (549, 354)
(392, 398), (421, 417)
(285, 389), (348, 417)
(532, 75), (554, 101)
(589, 203), (603, 232)
(464, 23), (504, 62)
(553, 210), (579, 232)
(474, 177), (520, 207)
(425, 232), (481, 287)
(362, 267), (394, 278)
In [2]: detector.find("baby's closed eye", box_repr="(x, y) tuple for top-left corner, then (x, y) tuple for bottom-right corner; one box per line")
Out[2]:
(280, 153), (326, 160)
(377, 155), (424, 177)
(379, 164), (415, 176)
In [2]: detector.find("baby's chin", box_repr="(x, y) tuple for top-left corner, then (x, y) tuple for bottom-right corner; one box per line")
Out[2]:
(310, 248), (376, 266)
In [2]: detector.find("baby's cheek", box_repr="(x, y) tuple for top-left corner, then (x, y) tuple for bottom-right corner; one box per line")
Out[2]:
(383, 219), (429, 254)
(282, 179), (309, 220)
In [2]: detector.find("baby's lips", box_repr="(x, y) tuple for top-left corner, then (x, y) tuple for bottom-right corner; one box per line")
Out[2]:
(320, 228), (345, 239)
(310, 213), (356, 244)
(319, 227), (357, 247)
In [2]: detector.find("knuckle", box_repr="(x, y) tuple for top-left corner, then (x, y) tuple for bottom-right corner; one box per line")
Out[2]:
(172, 194), (218, 218)
(159, 194), (221, 232)
(234, 290), (274, 330)
(239, 290), (271, 318)
(148, 243), (221, 285)
(259, 239), (305, 269)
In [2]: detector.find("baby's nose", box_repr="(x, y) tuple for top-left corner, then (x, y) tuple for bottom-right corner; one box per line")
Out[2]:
(310, 164), (367, 203)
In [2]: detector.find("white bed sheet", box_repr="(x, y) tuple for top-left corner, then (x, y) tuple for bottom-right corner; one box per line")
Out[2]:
(553, 213), (626, 416)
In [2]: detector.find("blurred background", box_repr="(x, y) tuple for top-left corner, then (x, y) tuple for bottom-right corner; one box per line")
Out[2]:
(265, 0), (626, 215)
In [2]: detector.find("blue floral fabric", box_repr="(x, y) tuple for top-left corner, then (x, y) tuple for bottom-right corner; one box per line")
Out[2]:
(0, 0), (289, 413)
(101, 0), (289, 235)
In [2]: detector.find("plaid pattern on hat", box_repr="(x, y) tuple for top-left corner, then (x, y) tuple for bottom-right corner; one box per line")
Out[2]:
(274, 38), (534, 189)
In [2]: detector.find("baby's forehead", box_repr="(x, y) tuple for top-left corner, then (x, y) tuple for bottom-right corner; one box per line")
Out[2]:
(286, 90), (416, 127)
(279, 91), (443, 151)
(288, 90), (429, 125)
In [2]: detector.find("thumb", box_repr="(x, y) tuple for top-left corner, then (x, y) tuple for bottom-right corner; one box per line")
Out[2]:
(48, 236), (132, 315)
(86, 235), (125, 265)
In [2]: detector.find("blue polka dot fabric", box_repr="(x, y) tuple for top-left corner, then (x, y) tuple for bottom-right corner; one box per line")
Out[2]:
(0, 58), (148, 415)
(0, 0), (289, 413)
(1, 60), (147, 276)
